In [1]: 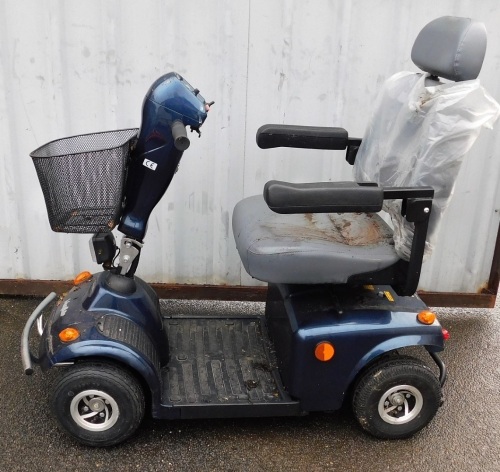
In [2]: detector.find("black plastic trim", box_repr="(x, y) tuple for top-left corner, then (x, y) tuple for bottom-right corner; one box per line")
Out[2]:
(383, 187), (434, 199)
(97, 314), (161, 371)
(257, 124), (348, 150)
(263, 180), (384, 214)
(346, 140), (361, 165)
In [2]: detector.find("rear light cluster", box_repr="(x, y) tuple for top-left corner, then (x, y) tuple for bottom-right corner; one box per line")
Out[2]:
(416, 310), (449, 341)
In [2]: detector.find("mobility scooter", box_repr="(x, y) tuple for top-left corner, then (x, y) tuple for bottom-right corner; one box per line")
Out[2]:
(21, 16), (498, 446)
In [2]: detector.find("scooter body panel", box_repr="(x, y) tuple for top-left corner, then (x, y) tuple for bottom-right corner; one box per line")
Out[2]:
(37, 272), (168, 394)
(265, 283), (444, 411)
(35, 277), (443, 418)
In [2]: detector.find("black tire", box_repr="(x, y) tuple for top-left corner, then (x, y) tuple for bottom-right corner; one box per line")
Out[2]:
(52, 362), (145, 447)
(352, 356), (441, 439)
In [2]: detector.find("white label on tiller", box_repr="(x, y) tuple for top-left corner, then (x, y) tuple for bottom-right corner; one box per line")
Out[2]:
(143, 159), (158, 171)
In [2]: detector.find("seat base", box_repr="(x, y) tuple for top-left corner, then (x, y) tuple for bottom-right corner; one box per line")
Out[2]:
(232, 195), (400, 284)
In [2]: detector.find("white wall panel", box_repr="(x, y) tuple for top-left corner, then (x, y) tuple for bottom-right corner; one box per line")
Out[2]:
(1, 0), (500, 293)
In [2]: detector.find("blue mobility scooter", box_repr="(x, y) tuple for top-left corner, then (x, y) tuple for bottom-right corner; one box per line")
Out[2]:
(21, 16), (494, 446)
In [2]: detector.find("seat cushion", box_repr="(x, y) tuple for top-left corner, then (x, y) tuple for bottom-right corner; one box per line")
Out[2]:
(232, 195), (399, 284)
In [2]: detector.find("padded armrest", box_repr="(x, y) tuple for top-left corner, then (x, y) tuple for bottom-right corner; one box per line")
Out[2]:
(257, 124), (348, 150)
(263, 180), (384, 214)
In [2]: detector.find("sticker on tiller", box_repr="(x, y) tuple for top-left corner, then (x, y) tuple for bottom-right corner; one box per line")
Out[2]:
(143, 159), (158, 171)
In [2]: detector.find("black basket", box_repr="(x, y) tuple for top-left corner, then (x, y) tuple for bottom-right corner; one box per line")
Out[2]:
(31, 129), (138, 233)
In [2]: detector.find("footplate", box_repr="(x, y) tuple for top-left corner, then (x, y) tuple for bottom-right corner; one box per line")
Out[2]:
(160, 316), (301, 419)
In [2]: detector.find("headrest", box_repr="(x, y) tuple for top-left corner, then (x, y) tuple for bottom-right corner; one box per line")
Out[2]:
(411, 16), (487, 81)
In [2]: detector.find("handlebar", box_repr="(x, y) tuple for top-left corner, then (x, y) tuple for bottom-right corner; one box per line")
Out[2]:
(171, 120), (190, 151)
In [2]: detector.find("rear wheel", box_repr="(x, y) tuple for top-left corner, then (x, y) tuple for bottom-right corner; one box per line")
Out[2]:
(352, 356), (441, 439)
(52, 362), (145, 447)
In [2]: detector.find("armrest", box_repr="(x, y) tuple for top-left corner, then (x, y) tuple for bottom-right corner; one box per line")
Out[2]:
(263, 180), (384, 214)
(264, 182), (435, 297)
(257, 124), (349, 150)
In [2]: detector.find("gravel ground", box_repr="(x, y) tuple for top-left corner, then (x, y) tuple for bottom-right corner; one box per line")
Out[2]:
(1, 296), (499, 472)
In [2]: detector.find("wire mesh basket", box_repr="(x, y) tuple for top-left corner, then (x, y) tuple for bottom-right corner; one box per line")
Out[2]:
(31, 128), (138, 233)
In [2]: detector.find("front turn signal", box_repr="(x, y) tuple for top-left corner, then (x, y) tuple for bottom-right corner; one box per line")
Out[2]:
(59, 327), (80, 343)
(74, 271), (92, 285)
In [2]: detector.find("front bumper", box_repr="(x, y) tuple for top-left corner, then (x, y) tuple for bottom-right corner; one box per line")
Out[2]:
(20, 292), (58, 374)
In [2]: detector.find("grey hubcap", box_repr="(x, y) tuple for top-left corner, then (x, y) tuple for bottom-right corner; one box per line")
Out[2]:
(378, 384), (423, 425)
(70, 389), (119, 432)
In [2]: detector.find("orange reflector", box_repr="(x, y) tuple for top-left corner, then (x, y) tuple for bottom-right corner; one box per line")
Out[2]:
(315, 342), (335, 362)
(74, 271), (92, 285)
(59, 327), (80, 343)
(417, 310), (436, 325)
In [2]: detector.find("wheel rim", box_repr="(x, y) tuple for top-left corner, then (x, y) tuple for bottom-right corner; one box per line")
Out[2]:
(378, 384), (423, 425)
(70, 389), (120, 432)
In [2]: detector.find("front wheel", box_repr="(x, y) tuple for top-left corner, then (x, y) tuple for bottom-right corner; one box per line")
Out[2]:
(52, 362), (145, 447)
(352, 356), (441, 439)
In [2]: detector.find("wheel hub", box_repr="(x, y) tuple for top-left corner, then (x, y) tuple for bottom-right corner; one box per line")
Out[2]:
(89, 398), (106, 412)
(70, 389), (120, 432)
(378, 384), (424, 425)
(389, 393), (405, 406)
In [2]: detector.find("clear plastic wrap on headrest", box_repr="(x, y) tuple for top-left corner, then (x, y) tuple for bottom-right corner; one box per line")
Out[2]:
(353, 72), (500, 260)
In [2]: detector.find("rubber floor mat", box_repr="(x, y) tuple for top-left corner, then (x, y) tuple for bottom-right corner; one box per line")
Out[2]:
(163, 317), (284, 405)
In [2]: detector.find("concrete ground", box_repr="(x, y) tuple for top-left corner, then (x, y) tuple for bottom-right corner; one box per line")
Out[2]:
(0, 296), (499, 472)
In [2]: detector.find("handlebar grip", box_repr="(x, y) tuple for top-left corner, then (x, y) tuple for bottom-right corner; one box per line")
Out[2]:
(171, 120), (190, 151)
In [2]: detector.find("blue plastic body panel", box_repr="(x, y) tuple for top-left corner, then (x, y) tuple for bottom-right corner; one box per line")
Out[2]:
(81, 272), (163, 335)
(264, 283), (444, 411)
(37, 276), (444, 418)
(119, 72), (208, 240)
(38, 272), (167, 407)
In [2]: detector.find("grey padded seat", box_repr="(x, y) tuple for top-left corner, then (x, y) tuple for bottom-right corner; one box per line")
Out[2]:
(232, 16), (491, 285)
(233, 195), (399, 284)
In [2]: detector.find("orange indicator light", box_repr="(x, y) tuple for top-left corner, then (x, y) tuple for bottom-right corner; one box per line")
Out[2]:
(315, 342), (335, 362)
(59, 327), (80, 343)
(74, 271), (92, 285)
(417, 310), (437, 325)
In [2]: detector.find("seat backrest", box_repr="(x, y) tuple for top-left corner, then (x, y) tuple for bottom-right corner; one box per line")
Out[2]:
(353, 16), (500, 260)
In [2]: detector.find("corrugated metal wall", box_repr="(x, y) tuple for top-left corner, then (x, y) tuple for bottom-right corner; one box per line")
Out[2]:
(1, 0), (500, 292)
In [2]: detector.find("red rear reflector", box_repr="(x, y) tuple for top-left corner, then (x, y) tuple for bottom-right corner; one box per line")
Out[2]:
(442, 328), (450, 341)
